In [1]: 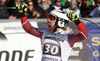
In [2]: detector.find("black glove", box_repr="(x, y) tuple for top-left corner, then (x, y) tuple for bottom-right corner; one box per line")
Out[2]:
(67, 11), (81, 25)
(16, 3), (28, 17)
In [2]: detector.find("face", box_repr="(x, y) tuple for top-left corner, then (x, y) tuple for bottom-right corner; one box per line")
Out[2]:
(47, 21), (56, 32)
(37, 0), (41, 4)
(47, 14), (56, 32)
(28, 2), (34, 10)
(56, 0), (61, 7)
(70, 3), (77, 9)
(41, 0), (47, 6)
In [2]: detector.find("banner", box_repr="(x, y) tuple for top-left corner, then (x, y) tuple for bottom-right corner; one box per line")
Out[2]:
(0, 20), (42, 61)
(86, 23), (100, 61)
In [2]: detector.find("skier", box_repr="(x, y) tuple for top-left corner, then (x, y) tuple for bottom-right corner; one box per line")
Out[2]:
(16, 3), (88, 61)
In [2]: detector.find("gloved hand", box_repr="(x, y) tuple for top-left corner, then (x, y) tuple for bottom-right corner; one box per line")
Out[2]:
(67, 11), (79, 21)
(16, 3), (28, 17)
(67, 11), (80, 25)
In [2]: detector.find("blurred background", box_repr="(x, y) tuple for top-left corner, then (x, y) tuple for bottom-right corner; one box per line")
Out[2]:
(0, 0), (100, 19)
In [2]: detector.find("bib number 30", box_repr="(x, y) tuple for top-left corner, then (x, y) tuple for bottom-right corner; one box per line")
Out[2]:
(43, 43), (61, 57)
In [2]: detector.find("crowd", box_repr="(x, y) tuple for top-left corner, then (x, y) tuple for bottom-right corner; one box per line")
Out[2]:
(0, 0), (100, 19)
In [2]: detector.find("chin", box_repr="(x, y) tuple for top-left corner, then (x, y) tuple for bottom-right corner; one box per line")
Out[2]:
(48, 26), (55, 32)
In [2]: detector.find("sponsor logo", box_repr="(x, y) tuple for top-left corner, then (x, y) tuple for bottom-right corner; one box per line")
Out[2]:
(44, 36), (64, 42)
(42, 56), (58, 61)
(3, 26), (23, 30)
(0, 50), (34, 61)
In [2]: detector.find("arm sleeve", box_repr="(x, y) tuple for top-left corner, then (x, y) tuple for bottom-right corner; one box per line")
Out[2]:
(20, 16), (43, 39)
(68, 22), (88, 47)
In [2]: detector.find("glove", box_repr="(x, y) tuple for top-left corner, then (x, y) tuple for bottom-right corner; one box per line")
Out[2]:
(16, 3), (28, 17)
(67, 11), (79, 21)
(67, 11), (81, 25)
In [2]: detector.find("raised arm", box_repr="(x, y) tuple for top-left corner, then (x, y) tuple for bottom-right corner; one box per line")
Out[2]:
(67, 12), (88, 47)
(68, 22), (88, 47)
(16, 3), (43, 39)
(21, 16), (43, 38)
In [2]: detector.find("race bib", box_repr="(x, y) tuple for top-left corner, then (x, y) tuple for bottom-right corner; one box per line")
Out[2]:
(43, 43), (61, 57)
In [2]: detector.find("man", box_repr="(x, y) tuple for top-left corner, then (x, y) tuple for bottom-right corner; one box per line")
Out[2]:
(16, 3), (88, 61)
(35, 0), (52, 18)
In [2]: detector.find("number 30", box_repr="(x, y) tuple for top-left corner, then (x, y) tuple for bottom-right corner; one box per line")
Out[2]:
(44, 44), (59, 55)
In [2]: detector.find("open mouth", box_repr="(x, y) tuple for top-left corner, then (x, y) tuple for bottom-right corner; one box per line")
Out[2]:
(48, 25), (51, 28)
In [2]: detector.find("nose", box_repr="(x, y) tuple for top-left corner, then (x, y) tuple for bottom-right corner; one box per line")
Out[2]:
(47, 20), (50, 23)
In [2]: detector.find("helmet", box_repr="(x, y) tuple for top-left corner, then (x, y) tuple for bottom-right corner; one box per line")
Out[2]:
(47, 10), (70, 27)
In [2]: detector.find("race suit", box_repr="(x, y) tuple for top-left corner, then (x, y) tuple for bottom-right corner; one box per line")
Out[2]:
(20, 16), (88, 61)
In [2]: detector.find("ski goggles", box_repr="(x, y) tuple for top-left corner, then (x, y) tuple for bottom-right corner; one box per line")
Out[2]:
(47, 14), (56, 22)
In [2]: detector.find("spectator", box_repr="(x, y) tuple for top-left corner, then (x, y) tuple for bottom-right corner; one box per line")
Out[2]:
(26, 1), (41, 19)
(76, 0), (82, 10)
(89, 1), (100, 18)
(52, 0), (63, 10)
(63, 0), (81, 17)
(0, 0), (10, 19)
(26, 1), (35, 18)
(80, 0), (96, 17)
(36, 0), (52, 18)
